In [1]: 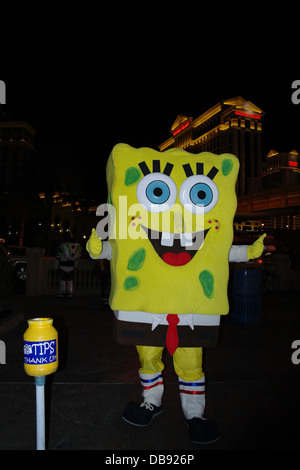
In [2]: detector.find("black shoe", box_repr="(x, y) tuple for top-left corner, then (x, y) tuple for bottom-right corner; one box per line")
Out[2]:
(122, 402), (163, 427)
(185, 417), (220, 444)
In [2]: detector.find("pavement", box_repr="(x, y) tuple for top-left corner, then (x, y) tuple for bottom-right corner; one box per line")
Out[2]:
(0, 289), (300, 451)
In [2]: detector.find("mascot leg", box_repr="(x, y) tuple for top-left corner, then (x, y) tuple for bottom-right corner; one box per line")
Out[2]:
(58, 280), (66, 297)
(122, 346), (164, 427)
(173, 347), (220, 444)
(66, 269), (74, 298)
(66, 280), (74, 297)
(173, 347), (205, 419)
(58, 268), (67, 297)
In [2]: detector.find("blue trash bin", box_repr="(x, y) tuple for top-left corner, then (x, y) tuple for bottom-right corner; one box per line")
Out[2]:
(231, 269), (262, 324)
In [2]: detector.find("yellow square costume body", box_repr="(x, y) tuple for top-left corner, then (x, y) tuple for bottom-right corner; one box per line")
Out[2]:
(107, 144), (239, 315)
(87, 143), (265, 442)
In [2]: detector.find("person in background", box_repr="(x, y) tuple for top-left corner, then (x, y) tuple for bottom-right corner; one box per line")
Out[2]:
(55, 232), (82, 297)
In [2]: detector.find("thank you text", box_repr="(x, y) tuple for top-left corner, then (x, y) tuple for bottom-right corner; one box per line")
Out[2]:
(24, 339), (57, 365)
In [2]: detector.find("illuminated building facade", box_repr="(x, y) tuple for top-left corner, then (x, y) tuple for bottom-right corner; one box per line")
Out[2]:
(159, 97), (300, 232)
(237, 148), (300, 230)
(159, 97), (264, 196)
(262, 149), (300, 190)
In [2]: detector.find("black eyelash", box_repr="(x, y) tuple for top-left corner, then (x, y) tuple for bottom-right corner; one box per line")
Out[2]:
(207, 166), (219, 180)
(163, 162), (174, 176)
(183, 163), (219, 180)
(138, 160), (218, 180)
(138, 160), (174, 176)
(138, 161), (151, 175)
(196, 162), (204, 175)
(183, 163), (193, 177)
(152, 160), (160, 172)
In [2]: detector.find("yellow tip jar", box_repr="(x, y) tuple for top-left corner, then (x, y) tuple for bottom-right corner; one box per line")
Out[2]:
(24, 318), (58, 377)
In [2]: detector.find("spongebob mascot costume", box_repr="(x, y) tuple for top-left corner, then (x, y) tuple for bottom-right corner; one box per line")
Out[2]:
(86, 144), (265, 444)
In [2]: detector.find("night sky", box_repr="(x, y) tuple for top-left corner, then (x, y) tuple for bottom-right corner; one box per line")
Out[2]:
(3, 69), (300, 202)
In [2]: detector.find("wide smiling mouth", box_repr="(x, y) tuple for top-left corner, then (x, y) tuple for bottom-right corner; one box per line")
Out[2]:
(141, 225), (210, 266)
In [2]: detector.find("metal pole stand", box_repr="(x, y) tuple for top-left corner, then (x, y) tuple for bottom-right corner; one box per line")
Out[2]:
(35, 376), (46, 450)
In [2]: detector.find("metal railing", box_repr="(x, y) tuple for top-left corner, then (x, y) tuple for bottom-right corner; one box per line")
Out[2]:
(26, 249), (103, 296)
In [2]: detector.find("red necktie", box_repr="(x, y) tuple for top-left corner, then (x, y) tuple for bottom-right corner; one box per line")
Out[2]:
(166, 314), (179, 356)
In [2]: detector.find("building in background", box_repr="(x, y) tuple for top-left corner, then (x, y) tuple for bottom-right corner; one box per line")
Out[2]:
(262, 149), (300, 190)
(159, 97), (300, 233)
(159, 97), (264, 196)
(0, 119), (36, 195)
(0, 107), (97, 250)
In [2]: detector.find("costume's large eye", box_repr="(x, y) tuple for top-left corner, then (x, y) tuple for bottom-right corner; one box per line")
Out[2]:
(179, 175), (219, 214)
(137, 173), (177, 213)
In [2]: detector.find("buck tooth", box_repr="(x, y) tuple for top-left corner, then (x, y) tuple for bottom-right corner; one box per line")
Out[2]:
(180, 232), (193, 247)
(161, 232), (174, 247)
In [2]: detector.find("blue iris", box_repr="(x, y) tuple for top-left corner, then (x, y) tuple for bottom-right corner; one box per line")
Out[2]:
(146, 180), (170, 204)
(190, 183), (213, 207)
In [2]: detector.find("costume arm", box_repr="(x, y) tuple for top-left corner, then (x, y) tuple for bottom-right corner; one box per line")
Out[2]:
(247, 233), (266, 260)
(229, 245), (248, 262)
(96, 241), (112, 260)
(55, 245), (62, 269)
(229, 233), (266, 262)
(86, 228), (112, 260)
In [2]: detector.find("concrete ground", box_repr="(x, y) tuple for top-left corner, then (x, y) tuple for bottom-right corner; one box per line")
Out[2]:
(0, 290), (299, 451)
